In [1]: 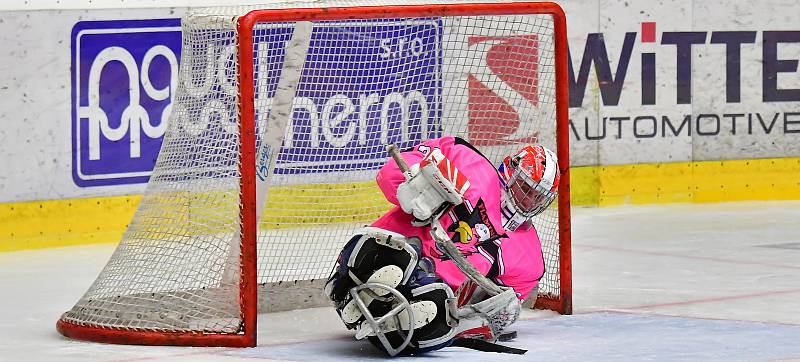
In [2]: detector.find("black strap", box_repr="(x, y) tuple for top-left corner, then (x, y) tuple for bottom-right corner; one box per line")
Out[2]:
(451, 338), (527, 355)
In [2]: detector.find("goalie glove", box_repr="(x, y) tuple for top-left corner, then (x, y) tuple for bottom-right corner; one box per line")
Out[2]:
(396, 149), (471, 223)
(453, 287), (521, 342)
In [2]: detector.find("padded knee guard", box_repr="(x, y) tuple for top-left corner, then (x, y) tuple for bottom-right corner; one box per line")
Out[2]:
(324, 228), (458, 356)
(325, 227), (418, 310)
(365, 282), (458, 355)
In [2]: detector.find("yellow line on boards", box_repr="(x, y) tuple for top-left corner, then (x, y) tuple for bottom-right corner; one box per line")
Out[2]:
(0, 182), (390, 252)
(0, 195), (140, 252)
(578, 157), (800, 206)
(1, 157), (798, 252)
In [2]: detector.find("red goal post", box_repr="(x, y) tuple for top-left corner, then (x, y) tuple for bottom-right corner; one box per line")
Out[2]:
(57, 0), (571, 348)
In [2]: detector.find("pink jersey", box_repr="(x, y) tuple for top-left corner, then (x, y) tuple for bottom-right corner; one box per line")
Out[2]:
(372, 136), (545, 301)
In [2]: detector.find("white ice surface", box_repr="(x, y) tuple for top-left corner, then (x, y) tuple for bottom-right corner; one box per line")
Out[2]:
(2, 201), (799, 361)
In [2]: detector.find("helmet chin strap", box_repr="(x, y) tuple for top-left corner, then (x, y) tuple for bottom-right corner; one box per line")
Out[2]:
(500, 191), (530, 232)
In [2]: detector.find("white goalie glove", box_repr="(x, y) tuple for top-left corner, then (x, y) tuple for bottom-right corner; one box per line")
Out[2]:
(396, 149), (471, 223)
(453, 284), (521, 341)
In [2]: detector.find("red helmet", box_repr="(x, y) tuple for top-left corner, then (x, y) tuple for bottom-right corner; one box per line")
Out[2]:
(498, 145), (560, 219)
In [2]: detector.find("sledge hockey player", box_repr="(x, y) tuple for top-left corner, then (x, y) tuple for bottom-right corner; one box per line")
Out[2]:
(324, 136), (560, 356)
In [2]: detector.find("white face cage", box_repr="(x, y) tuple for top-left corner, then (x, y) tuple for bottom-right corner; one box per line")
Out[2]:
(507, 169), (558, 218)
(507, 145), (558, 217)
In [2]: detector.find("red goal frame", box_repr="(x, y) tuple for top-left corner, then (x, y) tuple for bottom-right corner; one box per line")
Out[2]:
(57, 1), (571, 347)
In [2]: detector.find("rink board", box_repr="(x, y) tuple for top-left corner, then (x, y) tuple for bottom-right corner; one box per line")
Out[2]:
(1, 0), (800, 250)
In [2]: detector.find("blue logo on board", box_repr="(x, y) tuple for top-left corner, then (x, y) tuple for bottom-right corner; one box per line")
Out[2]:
(71, 19), (181, 187)
(71, 18), (442, 186)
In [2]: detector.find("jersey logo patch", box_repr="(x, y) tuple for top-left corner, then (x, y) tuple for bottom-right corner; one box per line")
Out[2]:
(446, 199), (498, 245)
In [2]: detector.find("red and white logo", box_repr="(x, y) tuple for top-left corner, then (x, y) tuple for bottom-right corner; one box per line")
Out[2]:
(467, 35), (541, 146)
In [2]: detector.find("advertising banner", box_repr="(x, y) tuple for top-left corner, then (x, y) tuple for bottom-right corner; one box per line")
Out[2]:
(0, 8), (185, 202)
(256, 20), (441, 175)
(561, 0), (800, 166)
(72, 19), (181, 186)
(0, 0), (798, 203)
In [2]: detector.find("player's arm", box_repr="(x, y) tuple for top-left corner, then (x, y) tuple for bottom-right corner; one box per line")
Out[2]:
(492, 227), (546, 304)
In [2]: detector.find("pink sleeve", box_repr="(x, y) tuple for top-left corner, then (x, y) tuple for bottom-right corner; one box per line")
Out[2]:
(494, 228), (545, 301)
(432, 253), (493, 291)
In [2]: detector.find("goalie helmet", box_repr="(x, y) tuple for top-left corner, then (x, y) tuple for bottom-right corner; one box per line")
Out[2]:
(497, 145), (560, 231)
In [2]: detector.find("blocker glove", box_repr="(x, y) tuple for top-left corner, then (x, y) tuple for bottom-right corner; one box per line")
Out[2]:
(396, 149), (471, 224)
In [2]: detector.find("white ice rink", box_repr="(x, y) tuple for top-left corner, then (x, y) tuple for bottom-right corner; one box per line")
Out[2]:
(2, 201), (799, 361)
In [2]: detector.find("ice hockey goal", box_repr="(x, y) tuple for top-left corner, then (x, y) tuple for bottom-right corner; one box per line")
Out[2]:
(57, 0), (571, 347)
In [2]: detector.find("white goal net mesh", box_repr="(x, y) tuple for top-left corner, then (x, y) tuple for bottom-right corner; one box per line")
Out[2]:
(60, 1), (564, 336)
